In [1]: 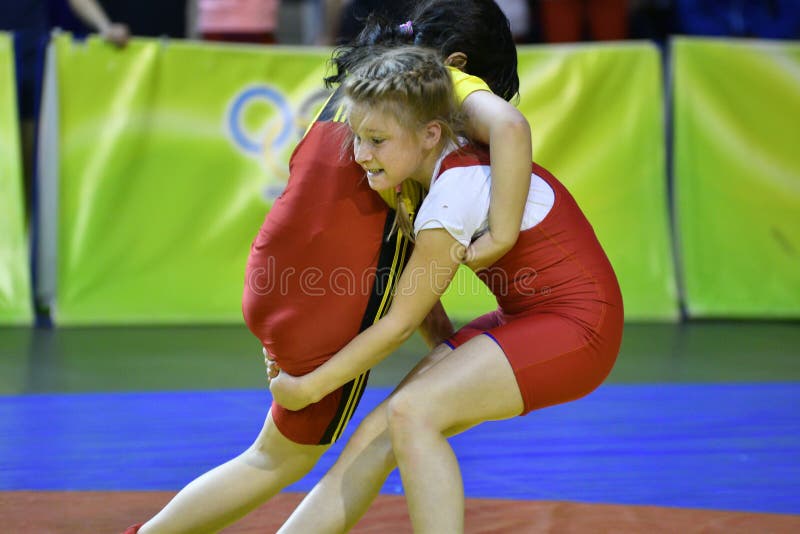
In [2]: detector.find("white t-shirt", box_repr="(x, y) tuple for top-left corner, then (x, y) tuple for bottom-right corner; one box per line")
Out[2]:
(414, 145), (555, 247)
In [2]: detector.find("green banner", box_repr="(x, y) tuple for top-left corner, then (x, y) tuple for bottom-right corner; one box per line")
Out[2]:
(445, 43), (679, 321)
(673, 38), (800, 318)
(0, 33), (33, 325)
(54, 36), (676, 324)
(54, 35), (330, 324)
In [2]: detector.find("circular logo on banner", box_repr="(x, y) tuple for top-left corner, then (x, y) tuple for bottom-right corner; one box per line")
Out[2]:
(227, 85), (332, 202)
(229, 85), (293, 155)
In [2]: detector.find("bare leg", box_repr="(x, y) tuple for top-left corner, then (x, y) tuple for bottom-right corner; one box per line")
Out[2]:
(278, 399), (395, 533)
(140, 410), (328, 534)
(279, 344), (456, 533)
(387, 335), (524, 533)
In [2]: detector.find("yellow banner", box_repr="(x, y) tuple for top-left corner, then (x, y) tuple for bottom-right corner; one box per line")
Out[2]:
(53, 35), (330, 324)
(673, 37), (800, 318)
(0, 33), (33, 325)
(445, 43), (679, 321)
(53, 36), (677, 324)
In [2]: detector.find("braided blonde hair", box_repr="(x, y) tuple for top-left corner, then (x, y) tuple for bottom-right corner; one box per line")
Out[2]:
(342, 46), (464, 241)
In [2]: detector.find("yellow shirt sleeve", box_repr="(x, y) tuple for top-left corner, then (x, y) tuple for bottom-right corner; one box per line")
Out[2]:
(448, 66), (491, 104)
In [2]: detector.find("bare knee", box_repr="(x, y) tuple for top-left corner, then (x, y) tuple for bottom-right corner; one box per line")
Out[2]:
(242, 420), (327, 483)
(340, 409), (397, 474)
(386, 392), (435, 443)
(242, 438), (279, 470)
(240, 446), (318, 487)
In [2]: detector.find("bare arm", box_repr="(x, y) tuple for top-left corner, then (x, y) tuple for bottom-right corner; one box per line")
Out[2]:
(68, 0), (130, 46)
(461, 90), (532, 271)
(269, 229), (462, 410)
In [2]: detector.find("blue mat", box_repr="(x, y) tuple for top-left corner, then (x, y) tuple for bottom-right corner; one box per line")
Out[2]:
(1, 384), (798, 514)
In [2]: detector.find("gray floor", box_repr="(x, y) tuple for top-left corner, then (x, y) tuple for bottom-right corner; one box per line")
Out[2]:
(1, 322), (799, 395)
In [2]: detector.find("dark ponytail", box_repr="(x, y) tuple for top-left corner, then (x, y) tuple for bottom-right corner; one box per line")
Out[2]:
(326, 0), (519, 103)
(325, 14), (415, 88)
(409, 0), (519, 102)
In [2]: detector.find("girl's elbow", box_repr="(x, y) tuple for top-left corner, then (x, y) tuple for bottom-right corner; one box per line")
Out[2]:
(383, 315), (418, 345)
(507, 112), (531, 137)
(395, 323), (417, 344)
(491, 111), (531, 143)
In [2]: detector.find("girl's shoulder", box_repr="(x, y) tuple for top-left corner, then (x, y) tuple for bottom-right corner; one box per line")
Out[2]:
(437, 143), (491, 179)
(448, 67), (492, 105)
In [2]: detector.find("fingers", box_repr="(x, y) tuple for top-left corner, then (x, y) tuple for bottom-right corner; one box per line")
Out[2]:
(102, 24), (130, 47)
(462, 245), (475, 266)
(262, 346), (281, 380)
(267, 360), (280, 379)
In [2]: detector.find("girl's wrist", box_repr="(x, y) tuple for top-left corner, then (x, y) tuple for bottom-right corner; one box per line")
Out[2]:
(302, 372), (326, 405)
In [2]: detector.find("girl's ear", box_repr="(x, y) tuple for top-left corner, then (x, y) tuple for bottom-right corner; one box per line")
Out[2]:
(421, 121), (442, 150)
(444, 52), (467, 70)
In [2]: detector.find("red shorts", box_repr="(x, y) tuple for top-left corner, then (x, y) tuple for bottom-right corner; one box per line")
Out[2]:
(447, 305), (623, 415)
(270, 371), (369, 445)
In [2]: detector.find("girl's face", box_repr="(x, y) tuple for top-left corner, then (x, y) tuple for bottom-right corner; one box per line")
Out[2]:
(349, 104), (441, 191)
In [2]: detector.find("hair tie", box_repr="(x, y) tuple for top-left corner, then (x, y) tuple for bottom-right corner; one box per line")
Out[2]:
(395, 184), (403, 194)
(399, 20), (413, 36)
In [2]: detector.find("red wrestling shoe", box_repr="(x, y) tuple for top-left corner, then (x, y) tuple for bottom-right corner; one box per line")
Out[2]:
(122, 524), (143, 534)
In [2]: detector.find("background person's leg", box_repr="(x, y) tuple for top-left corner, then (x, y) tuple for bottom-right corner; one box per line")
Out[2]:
(587, 0), (629, 40)
(539, 0), (584, 42)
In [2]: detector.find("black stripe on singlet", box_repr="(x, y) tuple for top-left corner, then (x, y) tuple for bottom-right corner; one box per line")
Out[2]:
(315, 88), (344, 123)
(318, 211), (415, 444)
(358, 211), (412, 332)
